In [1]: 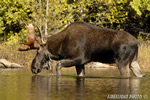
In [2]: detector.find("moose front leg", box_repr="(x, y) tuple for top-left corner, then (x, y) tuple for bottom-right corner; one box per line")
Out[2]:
(56, 60), (77, 76)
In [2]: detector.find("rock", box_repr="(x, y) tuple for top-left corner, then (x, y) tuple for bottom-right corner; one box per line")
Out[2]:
(0, 63), (5, 68)
(11, 63), (24, 68)
(0, 59), (11, 67)
(85, 62), (115, 68)
(0, 59), (24, 68)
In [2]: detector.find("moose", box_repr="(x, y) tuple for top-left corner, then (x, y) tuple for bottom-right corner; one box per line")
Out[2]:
(19, 22), (145, 77)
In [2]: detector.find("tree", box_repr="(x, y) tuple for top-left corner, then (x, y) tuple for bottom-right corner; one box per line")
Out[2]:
(130, 0), (150, 32)
(1, 0), (150, 43)
(0, 0), (33, 41)
(45, 0), (49, 35)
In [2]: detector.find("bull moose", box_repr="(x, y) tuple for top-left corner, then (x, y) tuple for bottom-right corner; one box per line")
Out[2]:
(22, 22), (145, 77)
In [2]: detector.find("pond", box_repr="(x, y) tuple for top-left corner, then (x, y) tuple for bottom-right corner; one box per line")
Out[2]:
(0, 68), (150, 100)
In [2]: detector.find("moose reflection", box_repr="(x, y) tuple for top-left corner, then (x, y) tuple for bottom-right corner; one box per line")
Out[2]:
(30, 75), (141, 100)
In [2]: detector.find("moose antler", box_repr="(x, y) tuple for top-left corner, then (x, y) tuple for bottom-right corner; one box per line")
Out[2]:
(18, 23), (43, 51)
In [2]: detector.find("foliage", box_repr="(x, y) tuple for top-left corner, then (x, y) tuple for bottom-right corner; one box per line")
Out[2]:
(130, 0), (150, 16)
(45, 0), (150, 35)
(130, 0), (150, 33)
(0, 0), (150, 43)
(0, 17), (5, 36)
(0, 0), (32, 41)
(6, 29), (27, 45)
(44, 0), (129, 34)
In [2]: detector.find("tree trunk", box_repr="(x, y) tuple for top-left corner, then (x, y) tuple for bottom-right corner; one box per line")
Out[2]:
(45, 0), (49, 35)
(39, 0), (42, 31)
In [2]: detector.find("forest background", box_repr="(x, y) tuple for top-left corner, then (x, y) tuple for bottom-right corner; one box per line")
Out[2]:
(0, 0), (150, 70)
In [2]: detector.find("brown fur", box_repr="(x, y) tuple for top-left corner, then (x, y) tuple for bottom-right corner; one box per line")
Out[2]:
(31, 22), (145, 77)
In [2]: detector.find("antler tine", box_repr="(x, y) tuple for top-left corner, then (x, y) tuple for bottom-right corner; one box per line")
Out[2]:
(35, 25), (46, 45)
(35, 25), (43, 39)
(18, 46), (40, 51)
(18, 48), (30, 51)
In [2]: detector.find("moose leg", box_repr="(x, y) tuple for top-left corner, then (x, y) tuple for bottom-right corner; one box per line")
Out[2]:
(116, 45), (134, 77)
(116, 59), (130, 77)
(75, 65), (85, 76)
(56, 60), (77, 76)
(117, 62), (130, 77)
(129, 46), (145, 77)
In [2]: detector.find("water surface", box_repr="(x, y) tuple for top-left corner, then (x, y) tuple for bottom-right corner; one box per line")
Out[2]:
(0, 68), (150, 100)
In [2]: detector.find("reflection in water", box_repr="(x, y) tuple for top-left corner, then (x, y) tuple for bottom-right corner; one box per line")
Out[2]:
(31, 75), (52, 100)
(0, 69), (149, 100)
(56, 76), (61, 94)
(31, 76), (86, 100)
(75, 78), (85, 100)
(118, 78), (140, 95)
(30, 75), (141, 100)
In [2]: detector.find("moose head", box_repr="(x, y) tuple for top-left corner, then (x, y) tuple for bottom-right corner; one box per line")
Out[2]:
(18, 23), (53, 74)
(31, 45), (53, 74)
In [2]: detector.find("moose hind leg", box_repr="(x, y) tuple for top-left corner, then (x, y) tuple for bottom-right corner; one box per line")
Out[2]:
(129, 46), (145, 77)
(117, 61), (130, 77)
(116, 45), (134, 77)
(75, 65), (85, 77)
(130, 61), (145, 77)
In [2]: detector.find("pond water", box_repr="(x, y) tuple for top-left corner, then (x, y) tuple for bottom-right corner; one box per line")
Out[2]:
(0, 68), (150, 100)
